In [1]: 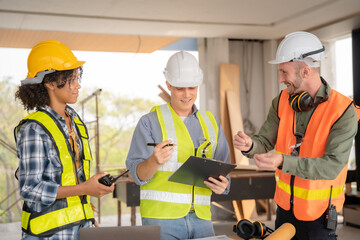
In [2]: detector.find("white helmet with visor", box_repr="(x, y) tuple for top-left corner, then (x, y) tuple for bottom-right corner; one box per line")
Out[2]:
(269, 31), (325, 68)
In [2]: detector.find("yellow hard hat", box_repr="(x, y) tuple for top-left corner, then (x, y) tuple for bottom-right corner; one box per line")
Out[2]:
(26, 40), (85, 78)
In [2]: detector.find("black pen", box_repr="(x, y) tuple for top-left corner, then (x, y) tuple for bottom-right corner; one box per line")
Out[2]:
(147, 143), (175, 147)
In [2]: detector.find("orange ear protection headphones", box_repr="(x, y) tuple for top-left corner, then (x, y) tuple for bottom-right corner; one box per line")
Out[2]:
(233, 219), (274, 240)
(288, 78), (329, 112)
(288, 91), (314, 112)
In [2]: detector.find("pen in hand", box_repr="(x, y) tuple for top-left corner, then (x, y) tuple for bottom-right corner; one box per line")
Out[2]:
(147, 143), (175, 147)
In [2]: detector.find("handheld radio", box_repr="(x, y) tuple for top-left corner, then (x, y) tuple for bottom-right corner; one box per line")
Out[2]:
(325, 185), (337, 230)
(98, 169), (129, 187)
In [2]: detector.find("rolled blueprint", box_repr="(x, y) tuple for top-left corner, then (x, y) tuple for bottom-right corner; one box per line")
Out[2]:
(265, 223), (295, 240)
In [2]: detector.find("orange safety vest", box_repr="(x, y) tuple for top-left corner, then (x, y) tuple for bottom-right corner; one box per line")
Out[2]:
(275, 88), (356, 221)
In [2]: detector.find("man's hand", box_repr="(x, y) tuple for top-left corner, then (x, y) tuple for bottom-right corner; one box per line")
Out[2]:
(203, 175), (229, 194)
(82, 172), (115, 198)
(234, 131), (252, 152)
(137, 140), (175, 181)
(150, 140), (174, 165)
(253, 151), (283, 170)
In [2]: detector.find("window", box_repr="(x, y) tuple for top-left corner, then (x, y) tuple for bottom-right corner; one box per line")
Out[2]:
(334, 37), (356, 170)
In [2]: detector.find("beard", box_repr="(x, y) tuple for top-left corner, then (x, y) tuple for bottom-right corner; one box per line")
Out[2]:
(285, 73), (302, 95)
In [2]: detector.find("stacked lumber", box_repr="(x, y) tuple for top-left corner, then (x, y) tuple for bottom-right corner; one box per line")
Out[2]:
(219, 62), (257, 220)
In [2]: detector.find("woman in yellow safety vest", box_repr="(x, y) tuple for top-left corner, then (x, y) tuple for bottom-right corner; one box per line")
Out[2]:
(14, 40), (114, 239)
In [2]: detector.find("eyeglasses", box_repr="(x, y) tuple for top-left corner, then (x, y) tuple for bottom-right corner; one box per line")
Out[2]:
(202, 141), (211, 158)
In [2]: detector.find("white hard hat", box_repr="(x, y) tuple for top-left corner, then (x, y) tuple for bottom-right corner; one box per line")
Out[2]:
(269, 31), (325, 67)
(164, 51), (203, 87)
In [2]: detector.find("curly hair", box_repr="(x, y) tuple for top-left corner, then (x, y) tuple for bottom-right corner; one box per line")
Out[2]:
(15, 67), (83, 111)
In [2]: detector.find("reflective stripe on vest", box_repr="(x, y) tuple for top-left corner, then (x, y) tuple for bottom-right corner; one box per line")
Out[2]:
(16, 110), (94, 237)
(197, 110), (218, 158)
(275, 89), (353, 221)
(141, 190), (210, 205)
(275, 171), (345, 200)
(140, 104), (218, 220)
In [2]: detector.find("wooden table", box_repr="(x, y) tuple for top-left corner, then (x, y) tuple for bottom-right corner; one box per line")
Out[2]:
(113, 169), (276, 226)
(211, 169), (275, 201)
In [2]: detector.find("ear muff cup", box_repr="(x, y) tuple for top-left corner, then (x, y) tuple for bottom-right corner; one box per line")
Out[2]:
(288, 91), (313, 112)
(253, 221), (266, 237)
(233, 219), (255, 239)
(233, 219), (271, 239)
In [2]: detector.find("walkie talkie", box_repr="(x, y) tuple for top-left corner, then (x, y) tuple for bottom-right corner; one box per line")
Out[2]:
(325, 185), (337, 230)
(98, 169), (129, 186)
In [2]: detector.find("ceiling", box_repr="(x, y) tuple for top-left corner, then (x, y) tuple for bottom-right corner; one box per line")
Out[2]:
(1, 0), (360, 52)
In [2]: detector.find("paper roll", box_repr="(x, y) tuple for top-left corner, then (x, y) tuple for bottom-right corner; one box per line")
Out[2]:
(265, 223), (296, 240)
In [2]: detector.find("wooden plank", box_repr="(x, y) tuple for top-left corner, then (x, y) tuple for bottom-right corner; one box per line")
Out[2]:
(241, 199), (258, 219)
(219, 63), (248, 165)
(219, 63), (241, 125)
(219, 63), (240, 164)
(226, 90), (248, 165)
(219, 63), (257, 220)
(232, 200), (243, 221)
(158, 85), (171, 103)
(211, 201), (235, 215)
(158, 92), (171, 103)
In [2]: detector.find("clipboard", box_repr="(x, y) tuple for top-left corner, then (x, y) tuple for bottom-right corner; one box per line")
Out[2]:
(168, 156), (236, 188)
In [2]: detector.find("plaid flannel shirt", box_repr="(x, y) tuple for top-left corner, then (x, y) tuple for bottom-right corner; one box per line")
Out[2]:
(16, 106), (92, 240)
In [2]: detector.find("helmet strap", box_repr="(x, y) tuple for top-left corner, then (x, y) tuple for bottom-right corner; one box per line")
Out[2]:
(20, 69), (55, 86)
(299, 45), (325, 59)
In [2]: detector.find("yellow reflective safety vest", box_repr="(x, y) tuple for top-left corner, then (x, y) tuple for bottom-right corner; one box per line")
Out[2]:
(15, 109), (94, 237)
(140, 104), (219, 220)
(275, 89), (355, 221)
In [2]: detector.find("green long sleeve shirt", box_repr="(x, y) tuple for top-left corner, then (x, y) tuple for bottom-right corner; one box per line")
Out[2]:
(246, 81), (358, 180)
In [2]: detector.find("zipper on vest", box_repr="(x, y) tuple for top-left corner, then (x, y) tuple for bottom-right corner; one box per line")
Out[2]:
(290, 175), (295, 210)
